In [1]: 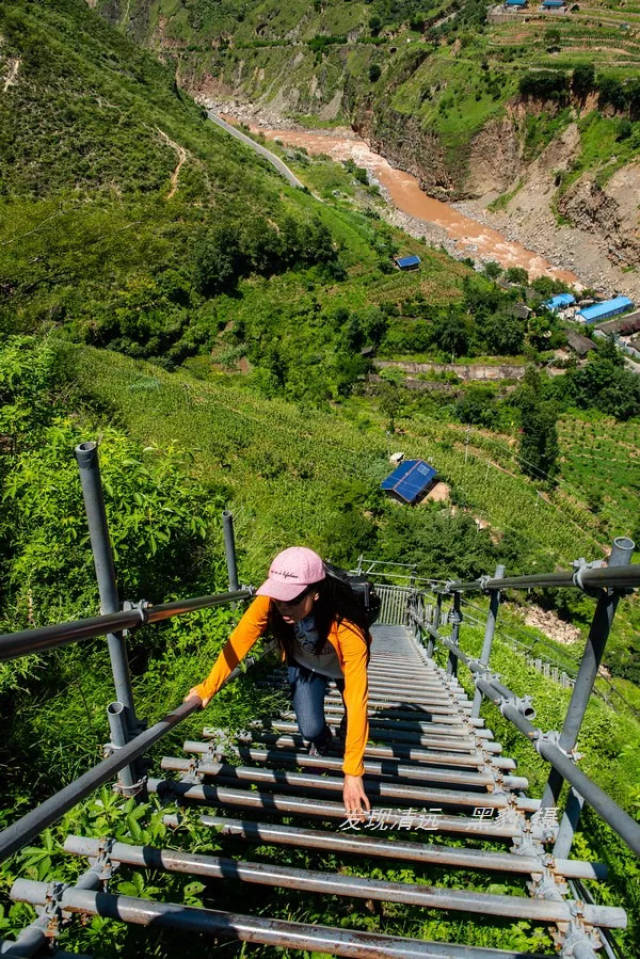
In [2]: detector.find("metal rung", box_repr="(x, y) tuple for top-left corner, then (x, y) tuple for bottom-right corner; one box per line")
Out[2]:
(182, 743), (529, 790)
(10, 880), (552, 959)
(335, 695), (471, 709)
(282, 714), (474, 736)
(62, 837), (624, 927)
(270, 720), (482, 750)
(367, 679), (455, 691)
(195, 816), (607, 880)
(201, 732), (518, 770)
(324, 698), (471, 722)
(160, 757), (539, 811)
(323, 702), (479, 723)
(146, 778), (533, 840)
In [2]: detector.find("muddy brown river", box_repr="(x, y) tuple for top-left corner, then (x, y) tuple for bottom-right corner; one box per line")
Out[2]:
(233, 120), (578, 285)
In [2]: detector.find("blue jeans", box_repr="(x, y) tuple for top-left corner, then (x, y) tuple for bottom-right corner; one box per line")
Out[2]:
(287, 663), (344, 747)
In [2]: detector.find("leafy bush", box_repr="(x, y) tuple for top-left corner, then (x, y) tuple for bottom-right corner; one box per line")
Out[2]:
(455, 385), (499, 428)
(519, 70), (569, 101)
(557, 338), (640, 420)
(598, 74), (627, 112)
(572, 62), (595, 98)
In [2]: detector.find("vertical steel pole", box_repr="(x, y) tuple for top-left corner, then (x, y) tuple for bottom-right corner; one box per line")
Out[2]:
(222, 510), (239, 592)
(447, 592), (462, 677)
(75, 442), (137, 730)
(426, 594), (441, 657)
(471, 565), (505, 718)
(545, 537), (635, 857)
(107, 702), (135, 793)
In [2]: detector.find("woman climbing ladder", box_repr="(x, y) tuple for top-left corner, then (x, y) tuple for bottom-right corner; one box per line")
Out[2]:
(186, 547), (371, 818)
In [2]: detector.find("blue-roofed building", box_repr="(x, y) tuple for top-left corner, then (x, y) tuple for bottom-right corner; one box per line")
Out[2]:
(544, 293), (575, 311)
(394, 255), (421, 271)
(381, 459), (437, 505)
(576, 296), (634, 324)
(542, 0), (565, 7)
(505, 0), (528, 7)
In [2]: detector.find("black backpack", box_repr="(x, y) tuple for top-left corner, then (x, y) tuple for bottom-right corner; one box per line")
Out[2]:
(324, 562), (381, 627)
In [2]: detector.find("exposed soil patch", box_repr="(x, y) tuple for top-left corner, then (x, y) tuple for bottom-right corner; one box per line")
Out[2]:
(424, 481), (451, 503)
(3, 57), (20, 93)
(156, 128), (188, 199)
(519, 603), (581, 645)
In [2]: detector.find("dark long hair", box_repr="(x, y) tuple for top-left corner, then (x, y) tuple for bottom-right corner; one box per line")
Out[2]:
(268, 574), (371, 663)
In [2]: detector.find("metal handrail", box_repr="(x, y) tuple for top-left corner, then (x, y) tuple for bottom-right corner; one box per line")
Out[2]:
(0, 588), (253, 661)
(408, 611), (640, 856)
(443, 556), (638, 595)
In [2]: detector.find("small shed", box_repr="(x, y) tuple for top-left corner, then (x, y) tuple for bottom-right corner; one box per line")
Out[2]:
(381, 458), (437, 505)
(544, 293), (575, 311)
(394, 255), (421, 271)
(597, 309), (640, 336)
(566, 330), (595, 357)
(576, 296), (634, 324)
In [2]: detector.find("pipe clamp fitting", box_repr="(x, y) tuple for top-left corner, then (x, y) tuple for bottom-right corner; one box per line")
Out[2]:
(571, 558), (605, 596)
(500, 694), (536, 721)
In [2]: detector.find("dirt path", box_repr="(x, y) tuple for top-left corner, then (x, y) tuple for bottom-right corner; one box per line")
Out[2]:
(157, 128), (188, 200)
(3, 57), (21, 93)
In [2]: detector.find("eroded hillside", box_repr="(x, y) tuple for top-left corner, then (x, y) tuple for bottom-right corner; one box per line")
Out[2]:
(93, 0), (640, 287)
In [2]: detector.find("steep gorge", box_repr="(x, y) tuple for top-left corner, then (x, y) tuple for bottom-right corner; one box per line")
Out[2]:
(92, 0), (640, 294)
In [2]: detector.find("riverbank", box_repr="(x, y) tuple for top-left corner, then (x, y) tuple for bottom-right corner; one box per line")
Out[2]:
(201, 96), (640, 298)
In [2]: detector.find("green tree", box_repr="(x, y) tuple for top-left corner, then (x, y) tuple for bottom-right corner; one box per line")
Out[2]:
(505, 267), (529, 285)
(562, 338), (640, 420)
(369, 63), (381, 82)
(428, 309), (470, 357)
(483, 312), (525, 355)
(455, 386), (499, 428)
(572, 62), (595, 98)
(483, 260), (502, 280)
(514, 368), (559, 483)
(598, 75), (627, 112)
(193, 225), (241, 296)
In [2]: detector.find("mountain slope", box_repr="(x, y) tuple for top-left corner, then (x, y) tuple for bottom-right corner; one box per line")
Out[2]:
(93, 0), (640, 285)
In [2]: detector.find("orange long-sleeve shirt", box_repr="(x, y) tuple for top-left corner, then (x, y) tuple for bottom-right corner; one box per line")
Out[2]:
(191, 594), (369, 777)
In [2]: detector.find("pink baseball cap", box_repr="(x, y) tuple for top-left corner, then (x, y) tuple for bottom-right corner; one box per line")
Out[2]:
(256, 547), (326, 601)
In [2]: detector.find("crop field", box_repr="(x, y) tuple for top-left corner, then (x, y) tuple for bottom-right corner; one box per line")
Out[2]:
(557, 411), (640, 540)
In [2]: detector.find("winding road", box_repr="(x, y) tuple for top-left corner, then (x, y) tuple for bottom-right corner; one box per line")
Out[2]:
(208, 112), (304, 189)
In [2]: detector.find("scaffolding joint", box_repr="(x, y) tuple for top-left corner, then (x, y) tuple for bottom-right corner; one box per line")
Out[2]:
(87, 837), (118, 882)
(122, 599), (150, 636)
(511, 833), (546, 861)
(448, 606), (463, 626)
(41, 881), (67, 940)
(527, 866), (568, 900)
(499, 693), (536, 722)
(534, 729), (583, 763)
(556, 918), (601, 957)
(571, 558), (606, 597)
